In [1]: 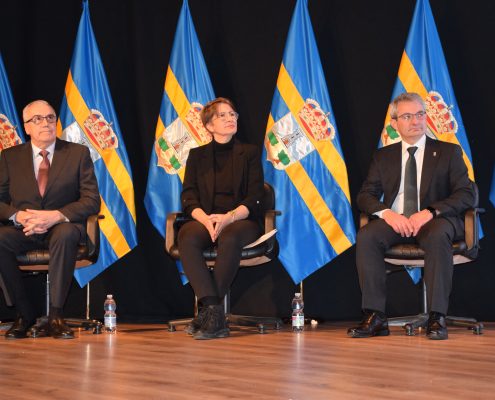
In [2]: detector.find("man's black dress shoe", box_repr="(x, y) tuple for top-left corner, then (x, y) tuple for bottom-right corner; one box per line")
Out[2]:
(426, 312), (448, 340)
(5, 316), (35, 339)
(347, 311), (390, 338)
(48, 317), (75, 339)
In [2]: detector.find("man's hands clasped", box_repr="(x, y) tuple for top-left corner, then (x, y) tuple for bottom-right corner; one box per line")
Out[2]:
(382, 209), (433, 237)
(16, 209), (65, 236)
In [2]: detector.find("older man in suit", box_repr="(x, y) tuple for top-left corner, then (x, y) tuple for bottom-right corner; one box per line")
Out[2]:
(348, 92), (475, 340)
(0, 100), (100, 339)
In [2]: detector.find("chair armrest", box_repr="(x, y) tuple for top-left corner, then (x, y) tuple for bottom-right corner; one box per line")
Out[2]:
(359, 213), (370, 228)
(86, 214), (103, 261)
(165, 212), (185, 254)
(264, 210), (281, 233)
(464, 207), (484, 252)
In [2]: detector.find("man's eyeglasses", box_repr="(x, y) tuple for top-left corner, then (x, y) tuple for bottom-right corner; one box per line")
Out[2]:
(24, 114), (57, 125)
(214, 111), (239, 121)
(393, 111), (427, 122)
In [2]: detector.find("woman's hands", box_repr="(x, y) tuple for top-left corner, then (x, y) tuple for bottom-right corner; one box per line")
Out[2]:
(191, 205), (249, 242)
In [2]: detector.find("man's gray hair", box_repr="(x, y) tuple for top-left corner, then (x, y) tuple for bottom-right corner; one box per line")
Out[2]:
(389, 92), (425, 119)
(22, 100), (55, 122)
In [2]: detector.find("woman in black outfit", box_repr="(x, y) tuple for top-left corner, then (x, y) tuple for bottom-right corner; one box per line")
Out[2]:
(178, 97), (264, 340)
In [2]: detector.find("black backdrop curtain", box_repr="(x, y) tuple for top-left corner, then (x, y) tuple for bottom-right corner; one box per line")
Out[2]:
(1, 0), (494, 322)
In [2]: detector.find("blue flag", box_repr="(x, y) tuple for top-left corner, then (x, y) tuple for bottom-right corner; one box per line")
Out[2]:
(263, 0), (356, 284)
(58, 0), (137, 287)
(381, 0), (481, 284)
(0, 53), (24, 152)
(144, 0), (215, 283)
(490, 166), (495, 208)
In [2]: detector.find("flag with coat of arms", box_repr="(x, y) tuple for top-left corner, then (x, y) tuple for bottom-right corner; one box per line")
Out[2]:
(263, 0), (356, 284)
(380, 0), (480, 283)
(0, 53), (24, 153)
(57, 0), (137, 287)
(144, 0), (215, 283)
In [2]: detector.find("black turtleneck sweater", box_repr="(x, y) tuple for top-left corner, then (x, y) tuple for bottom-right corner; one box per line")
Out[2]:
(212, 139), (235, 213)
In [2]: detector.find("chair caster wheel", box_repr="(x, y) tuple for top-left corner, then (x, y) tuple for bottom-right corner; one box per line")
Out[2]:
(93, 324), (102, 334)
(168, 325), (176, 332)
(472, 323), (483, 335)
(257, 324), (267, 334)
(404, 324), (415, 336)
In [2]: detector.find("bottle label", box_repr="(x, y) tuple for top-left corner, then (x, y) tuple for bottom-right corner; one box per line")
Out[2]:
(292, 314), (304, 328)
(105, 315), (116, 328)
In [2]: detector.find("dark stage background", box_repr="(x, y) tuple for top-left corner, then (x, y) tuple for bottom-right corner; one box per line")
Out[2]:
(1, 0), (494, 323)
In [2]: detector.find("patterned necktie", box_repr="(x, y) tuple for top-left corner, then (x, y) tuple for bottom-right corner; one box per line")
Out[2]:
(403, 146), (418, 217)
(38, 150), (50, 197)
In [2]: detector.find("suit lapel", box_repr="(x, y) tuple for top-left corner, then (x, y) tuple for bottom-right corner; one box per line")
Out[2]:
(44, 139), (69, 197)
(388, 143), (402, 206)
(420, 137), (439, 204)
(21, 143), (39, 197)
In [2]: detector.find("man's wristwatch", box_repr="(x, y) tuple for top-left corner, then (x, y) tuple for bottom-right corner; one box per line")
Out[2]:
(426, 206), (437, 218)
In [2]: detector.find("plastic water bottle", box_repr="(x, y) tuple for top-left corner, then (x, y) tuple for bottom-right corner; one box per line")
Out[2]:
(291, 293), (304, 332)
(104, 294), (117, 333)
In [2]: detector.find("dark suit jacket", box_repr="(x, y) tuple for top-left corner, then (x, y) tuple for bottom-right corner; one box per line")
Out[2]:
(181, 139), (264, 222)
(356, 136), (475, 235)
(0, 138), (101, 233)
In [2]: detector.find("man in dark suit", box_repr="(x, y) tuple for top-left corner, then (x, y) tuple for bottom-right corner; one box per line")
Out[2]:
(348, 92), (475, 340)
(0, 100), (100, 339)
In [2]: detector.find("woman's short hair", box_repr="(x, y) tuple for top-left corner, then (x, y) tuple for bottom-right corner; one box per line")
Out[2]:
(200, 97), (237, 126)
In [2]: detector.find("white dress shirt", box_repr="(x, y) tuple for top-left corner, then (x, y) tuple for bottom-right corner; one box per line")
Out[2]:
(376, 134), (426, 218)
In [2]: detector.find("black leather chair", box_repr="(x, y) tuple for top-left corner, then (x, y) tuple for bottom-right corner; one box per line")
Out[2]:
(0, 215), (103, 334)
(165, 182), (283, 333)
(359, 181), (484, 335)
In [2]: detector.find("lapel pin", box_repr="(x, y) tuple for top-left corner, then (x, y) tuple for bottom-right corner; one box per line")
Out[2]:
(433, 151), (437, 157)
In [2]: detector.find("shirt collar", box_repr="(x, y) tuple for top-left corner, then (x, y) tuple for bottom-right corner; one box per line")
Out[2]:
(31, 140), (56, 157)
(401, 134), (426, 153)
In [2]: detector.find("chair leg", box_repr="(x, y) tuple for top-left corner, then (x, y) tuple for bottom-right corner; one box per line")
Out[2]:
(167, 295), (198, 332)
(445, 316), (484, 334)
(64, 283), (102, 334)
(388, 275), (429, 336)
(224, 289), (283, 333)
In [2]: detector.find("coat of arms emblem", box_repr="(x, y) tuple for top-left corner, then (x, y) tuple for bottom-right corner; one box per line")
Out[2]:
(155, 102), (211, 174)
(0, 114), (22, 152)
(265, 99), (335, 170)
(83, 109), (119, 150)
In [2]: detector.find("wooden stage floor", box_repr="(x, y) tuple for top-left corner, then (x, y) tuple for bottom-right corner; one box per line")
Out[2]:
(1, 321), (494, 399)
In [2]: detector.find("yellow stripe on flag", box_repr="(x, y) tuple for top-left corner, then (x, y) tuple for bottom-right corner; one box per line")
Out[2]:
(277, 63), (351, 202)
(99, 196), (131, 257)
(163, 66), (204, 181)
(164, 66), (191, 121)
(266, 114), (275, 134)
(397, 52), (428, 98)
(155, 115), (166, 140)
(63, 71), (137, 221)
(398, 52), (475, 180)
(285, 162), (352, 254)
